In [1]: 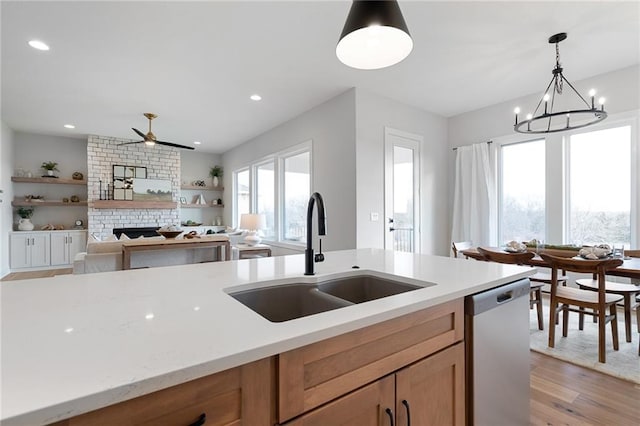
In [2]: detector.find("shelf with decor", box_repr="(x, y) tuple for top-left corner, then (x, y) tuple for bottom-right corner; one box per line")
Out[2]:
(181, 203), (225, 209)
(90, 200), (177, 209)
(180, 185), (224, 191)
(12, 199), (88, 207)
(11, 176), (87, 185)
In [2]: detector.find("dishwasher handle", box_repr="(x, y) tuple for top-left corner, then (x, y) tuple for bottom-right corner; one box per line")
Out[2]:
(466, 278), (530, 316)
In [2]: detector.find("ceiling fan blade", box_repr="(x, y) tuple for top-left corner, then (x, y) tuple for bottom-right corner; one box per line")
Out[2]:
(119, 140), (144, 145)
(132, 127), (147, 139)
(155, 140), (195, 150)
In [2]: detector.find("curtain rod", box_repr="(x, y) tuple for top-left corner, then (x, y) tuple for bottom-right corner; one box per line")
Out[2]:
(452, 141), (492, 151)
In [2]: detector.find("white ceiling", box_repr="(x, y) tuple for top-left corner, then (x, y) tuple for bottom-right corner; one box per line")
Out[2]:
(2, 1), (639, 154)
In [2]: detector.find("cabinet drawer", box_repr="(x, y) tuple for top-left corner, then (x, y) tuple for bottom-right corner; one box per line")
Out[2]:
(50, 357), (275, 426)
(278, 298), (463, 422)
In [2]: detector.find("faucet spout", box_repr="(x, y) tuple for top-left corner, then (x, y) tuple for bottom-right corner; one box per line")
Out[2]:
(305, 192), (326, 275)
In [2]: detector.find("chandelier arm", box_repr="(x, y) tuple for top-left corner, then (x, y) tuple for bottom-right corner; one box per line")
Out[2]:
(560, 74), (592, 109)
(547, 85), (558, 132)
(531, 76), (556, 117)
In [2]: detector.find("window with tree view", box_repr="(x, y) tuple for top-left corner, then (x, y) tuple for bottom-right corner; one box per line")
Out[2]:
(500, 139), (545, 244)
(568, 126), (631, 247)
(283, 151), (310, 242)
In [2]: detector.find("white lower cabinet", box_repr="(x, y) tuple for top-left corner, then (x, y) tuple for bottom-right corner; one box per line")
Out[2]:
(50, 231), (86, 266)
(10, 231), (86, 270)
(10, 233), (50, 269)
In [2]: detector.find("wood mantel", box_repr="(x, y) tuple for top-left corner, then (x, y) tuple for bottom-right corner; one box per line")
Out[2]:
(90, 200), (177, 209)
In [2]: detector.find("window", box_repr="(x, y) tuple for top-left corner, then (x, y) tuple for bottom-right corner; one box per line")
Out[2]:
(568, 125), (631, 247)
(256, 161), (275, 240)
(234, 169), (250, 227)
(232, 141), (311, 245)
(283, 151), (310, 242)
(499, 139), (545, 243)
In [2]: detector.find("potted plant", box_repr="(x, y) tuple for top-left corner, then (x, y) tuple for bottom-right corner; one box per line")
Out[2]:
(41, 161), (59, 177)
(17, 207), (35, 231)
(209, 165), (223, 187)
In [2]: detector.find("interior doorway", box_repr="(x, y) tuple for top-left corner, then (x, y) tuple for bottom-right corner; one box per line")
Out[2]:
(384, 127), (422, 253)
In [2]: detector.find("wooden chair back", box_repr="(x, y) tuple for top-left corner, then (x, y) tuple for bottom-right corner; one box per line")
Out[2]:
(452, 241), (472, 258)
(477, 247), (534, 265)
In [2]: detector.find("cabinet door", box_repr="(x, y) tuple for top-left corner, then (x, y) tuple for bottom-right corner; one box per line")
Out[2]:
(396, 342), (465, 426)
(9, 234), (30, 269)
(283, 375), (395, 426)
(50, 233), (69, 266)
(67, 231), (87, 263)
(30, 233), (50, 267)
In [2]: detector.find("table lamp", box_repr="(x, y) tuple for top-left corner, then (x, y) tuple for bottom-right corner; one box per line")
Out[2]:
(240, 213), (266, 246)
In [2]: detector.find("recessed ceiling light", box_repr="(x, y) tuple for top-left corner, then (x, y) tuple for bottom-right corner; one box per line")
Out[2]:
(28, 40), (50, 51)
(250, 94), (262, 101)
(193, 141), (201, 145)
(64, 124), (75, 129)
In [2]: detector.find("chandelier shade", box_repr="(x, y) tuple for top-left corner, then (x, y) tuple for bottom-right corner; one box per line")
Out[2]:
(514, 33), (607, 134)
(336, 0), (413, 70)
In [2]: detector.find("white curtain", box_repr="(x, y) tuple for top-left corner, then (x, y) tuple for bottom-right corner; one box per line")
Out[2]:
(451, 143), (496, 250)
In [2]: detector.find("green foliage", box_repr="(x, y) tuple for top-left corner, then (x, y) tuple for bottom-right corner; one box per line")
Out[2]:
(209, 165), (223, 178)
(17, 207), (34, 218)
(41, 161), (59, 171)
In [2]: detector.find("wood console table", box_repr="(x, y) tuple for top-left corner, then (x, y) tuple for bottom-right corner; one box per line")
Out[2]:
(236, 243), (272, 259)
(122, 236), (231, 270)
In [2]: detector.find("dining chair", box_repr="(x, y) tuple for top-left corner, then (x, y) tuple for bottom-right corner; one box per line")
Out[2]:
(540, 254), (624, 364)
(624, 249), (640, 355)
(452, 241), (472, 258)
(477, 247), (544, 330)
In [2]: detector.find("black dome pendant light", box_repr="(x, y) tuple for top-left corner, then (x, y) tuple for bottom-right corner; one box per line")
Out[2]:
(336, 0), (413, 70)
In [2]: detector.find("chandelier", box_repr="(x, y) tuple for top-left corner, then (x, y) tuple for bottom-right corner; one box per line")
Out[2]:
(514, 33), (607, 134)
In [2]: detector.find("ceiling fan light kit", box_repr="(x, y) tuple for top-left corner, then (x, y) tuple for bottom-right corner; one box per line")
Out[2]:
(120, 113), (195, 150)
(513, 33), (607, 134)
(336, 0), (413, 70)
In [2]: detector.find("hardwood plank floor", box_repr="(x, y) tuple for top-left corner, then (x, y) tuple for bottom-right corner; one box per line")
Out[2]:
(0, 268), (72, 281)
(530, 351), (640, 425)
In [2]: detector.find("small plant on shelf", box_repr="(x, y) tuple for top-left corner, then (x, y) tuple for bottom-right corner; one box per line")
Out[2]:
(17, 207), (34, 219)
(41, 161), (59, 177)
(209, 165), (223, 187)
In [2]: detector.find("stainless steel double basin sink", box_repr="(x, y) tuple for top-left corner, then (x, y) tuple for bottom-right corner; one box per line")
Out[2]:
(229, 275), (432, 322)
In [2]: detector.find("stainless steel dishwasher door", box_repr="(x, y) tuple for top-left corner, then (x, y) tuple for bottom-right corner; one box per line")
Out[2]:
(466, 278), (531, 426)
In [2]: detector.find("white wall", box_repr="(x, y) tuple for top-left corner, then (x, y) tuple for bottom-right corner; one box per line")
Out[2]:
(355, 89), (449, 255)
(223, 90), (357, 253)
(1, 121), (15, 277)
(12, 132), (88, 230)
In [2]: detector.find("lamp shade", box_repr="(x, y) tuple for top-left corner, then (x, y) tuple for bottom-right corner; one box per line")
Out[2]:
(240, 213), (266, 231)
(336, 0), (413, 70)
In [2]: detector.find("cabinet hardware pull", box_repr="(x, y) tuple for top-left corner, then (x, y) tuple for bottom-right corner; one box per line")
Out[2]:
(402, 400), (411, 426)
(385, 408), (394, 426)
(69, 236), (73, 243)
(65, 236), (68, 244)
(188, 413), (206, 426)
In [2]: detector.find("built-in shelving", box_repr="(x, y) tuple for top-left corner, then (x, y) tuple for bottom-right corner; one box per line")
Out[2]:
(181, 203), (225, 209)
(12, 199), (88, 207)
(90, 200), (177, 209)
(11, 176), (87, 185)
(180, 185), (224, 191)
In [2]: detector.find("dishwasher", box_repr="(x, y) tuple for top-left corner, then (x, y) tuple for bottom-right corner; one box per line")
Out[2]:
(465, 278), (531, 426)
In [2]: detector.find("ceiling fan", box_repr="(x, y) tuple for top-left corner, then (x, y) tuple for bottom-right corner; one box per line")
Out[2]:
(121, 113), (195, 150)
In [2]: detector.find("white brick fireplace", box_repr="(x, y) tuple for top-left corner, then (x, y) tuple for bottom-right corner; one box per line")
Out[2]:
(87, 135), (180, 238)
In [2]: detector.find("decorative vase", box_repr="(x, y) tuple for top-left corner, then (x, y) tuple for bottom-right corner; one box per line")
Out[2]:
(47, 170), (54, 177)
(213, 176), (219, 187)
(18, 218), (34, 231)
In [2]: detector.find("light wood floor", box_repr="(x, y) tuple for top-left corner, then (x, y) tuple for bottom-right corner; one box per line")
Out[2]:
(530, 351), (640, 425)
(0, 268), (73, 281)
(2, 270), (638, 424)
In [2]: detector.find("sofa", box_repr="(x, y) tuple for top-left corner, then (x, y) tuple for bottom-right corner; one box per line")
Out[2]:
(73, 234), (240, 274)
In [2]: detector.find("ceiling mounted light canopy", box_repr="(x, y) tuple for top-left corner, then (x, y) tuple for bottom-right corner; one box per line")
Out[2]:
(336, 0), (413, 70)
(514, 33), (607, 134)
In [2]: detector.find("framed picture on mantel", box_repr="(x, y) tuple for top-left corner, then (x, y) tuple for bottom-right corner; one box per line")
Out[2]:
(113, 165), (146, 200)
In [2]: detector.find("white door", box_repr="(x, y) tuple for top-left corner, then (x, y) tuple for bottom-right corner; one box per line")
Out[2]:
(384, 128), (421, 253)
(50, 233), (69, 266)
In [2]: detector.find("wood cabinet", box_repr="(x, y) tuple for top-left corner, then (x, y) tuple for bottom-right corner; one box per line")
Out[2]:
(10, 232), (50, 268)
(49, 357), (275, 426)
(50, 231), (87, 266)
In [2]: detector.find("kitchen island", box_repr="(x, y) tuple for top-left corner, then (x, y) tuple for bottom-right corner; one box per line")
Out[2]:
(1, 249), (534, 425)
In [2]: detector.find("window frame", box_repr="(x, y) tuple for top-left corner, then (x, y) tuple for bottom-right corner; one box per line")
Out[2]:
(232, 140), (312, 248)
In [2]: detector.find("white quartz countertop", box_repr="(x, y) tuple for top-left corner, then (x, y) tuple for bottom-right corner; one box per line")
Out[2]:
(1, 249), (534, 425)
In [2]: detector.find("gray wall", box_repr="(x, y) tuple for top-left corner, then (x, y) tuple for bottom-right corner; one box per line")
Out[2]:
(223, 89), (357, 253)
(355, 89), (449, 255)
(1, 121), (15, 277)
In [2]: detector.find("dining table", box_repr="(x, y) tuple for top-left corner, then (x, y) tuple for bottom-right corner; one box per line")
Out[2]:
(460, 246), (640, 342)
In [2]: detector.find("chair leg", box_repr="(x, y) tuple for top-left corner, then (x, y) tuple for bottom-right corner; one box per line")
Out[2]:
(579, 306), (585, 330)
(535, 288), (543, 330)
(609, 304), (619, 351)
(598, 307), (606, 363)
(562, 304), (569, 337)
(548, 299), (558, 349)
